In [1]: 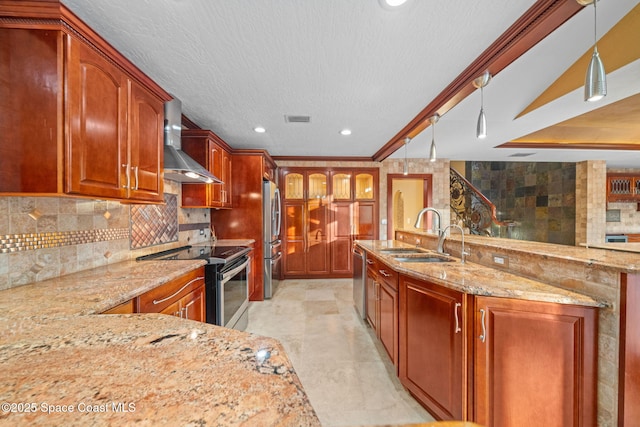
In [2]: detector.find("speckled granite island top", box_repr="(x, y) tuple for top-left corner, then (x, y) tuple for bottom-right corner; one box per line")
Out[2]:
(0, 260), (320, 426)
(356, 240), (602, 307)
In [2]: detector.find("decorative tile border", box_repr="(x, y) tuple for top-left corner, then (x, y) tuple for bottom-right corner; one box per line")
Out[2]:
(0, 229), (129, 253)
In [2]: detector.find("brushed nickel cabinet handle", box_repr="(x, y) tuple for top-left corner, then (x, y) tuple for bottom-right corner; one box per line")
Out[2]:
(454, 302), (462, 334)
(122, 164), (130, 189)
(479, 308), (486, 343)
(378, 269), (391, 277)
(153, 276), (204, 305)
(133, 166), (139, 190)
(366, 259), (374, 265)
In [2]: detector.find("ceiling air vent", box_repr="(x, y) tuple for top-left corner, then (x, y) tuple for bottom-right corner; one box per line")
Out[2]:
(509, 152), (535, 158)
(285, 115), (311, 123)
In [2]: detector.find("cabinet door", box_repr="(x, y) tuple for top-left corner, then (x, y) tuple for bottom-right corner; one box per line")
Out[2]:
(209, 143), (223, 206)
(365, 264), (378, 330)
(221, 148), (232, 207)
(159, 299), (182, 318)
(331, 202), (353, 275)
(621, 273), (640, 426)
(283, 202), (306, 276)
(399, 276), (464, 420)
(354, 201), (377, 240)
(182, 285), (206, 322)
(306, 198), (329, 275)
(474, 296), (597, 427)
(66, 37), (128, 199)
(378, 279), (398, 367)
(0, 28), (61, 194)
(128, 80), (163, 202)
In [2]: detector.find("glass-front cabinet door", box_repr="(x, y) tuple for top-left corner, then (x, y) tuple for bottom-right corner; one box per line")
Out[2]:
(355, 173), (374, 200)
(284, 172), (304, 200)
(283, 170), (327, 200)
(332, 173), (352, 201)
(308, 173), (327, 200)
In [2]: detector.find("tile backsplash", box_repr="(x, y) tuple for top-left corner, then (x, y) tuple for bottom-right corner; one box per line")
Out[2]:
(130, 193), (179, 249)
(0, 181), (211, 290)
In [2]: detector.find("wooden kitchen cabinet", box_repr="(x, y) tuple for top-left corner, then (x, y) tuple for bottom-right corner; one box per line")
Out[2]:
(138, 267), (206, 322)
(181, 129), (233, 208)
(281, 167), (378, 278)
(209, 151), (277, 301)
(619, 273), (640, 426)
(365, 256), (399, 368)
(473, 296), (597, 427)
(281, 169), (330, 277)
(0, 4), (169, 202)
(102, 299), (136, 314)
(399, 275), (465, 421)
(607, 173), (640, 203)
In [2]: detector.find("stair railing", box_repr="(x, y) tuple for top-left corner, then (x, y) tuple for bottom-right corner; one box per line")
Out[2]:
(450, 168), (516, 236)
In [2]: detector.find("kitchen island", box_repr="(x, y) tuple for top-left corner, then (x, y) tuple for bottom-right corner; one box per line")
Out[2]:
(390, 229), (640, 427)
(0, 259), (320, 426)
(356, 238), (603, 426)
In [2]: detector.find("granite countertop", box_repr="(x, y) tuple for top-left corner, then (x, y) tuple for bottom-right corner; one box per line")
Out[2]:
(356, 240), (602, 307)
(0, 259), (320, 426)
(401, 230), (640, 273)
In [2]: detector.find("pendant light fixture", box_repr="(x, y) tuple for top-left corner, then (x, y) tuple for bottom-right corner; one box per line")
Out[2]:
(403, 137), (410, 175)
(581, 0), (606, 102)
(428, 114), (439, 162)
(473, 71), (491, 139)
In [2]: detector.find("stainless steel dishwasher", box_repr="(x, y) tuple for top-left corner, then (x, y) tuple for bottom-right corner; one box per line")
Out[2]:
(352, 245), (366, 320)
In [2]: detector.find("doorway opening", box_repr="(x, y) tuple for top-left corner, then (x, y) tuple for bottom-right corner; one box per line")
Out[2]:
(387, 174), (433, 240)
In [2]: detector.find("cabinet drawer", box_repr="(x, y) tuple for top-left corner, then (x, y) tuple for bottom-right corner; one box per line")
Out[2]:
(371, 257), (398, 291)
(138, 267), (205, 313)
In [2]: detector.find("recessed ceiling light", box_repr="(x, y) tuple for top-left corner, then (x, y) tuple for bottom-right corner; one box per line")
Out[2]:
(379, 0), (409, 9)
(253, 126), (266, 133)
(340, 129), (352, 136)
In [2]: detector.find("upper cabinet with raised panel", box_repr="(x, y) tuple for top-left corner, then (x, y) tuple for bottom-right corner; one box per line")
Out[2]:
(181, 129), (233, 209)
(0, 1), (169, 203)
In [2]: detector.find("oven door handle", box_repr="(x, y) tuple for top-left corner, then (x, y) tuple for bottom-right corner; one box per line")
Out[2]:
(221, 258), (250, 282)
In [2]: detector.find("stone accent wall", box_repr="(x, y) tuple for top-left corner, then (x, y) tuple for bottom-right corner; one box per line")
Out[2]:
(576, 160), (607, 245)
(466, 161), (577, 245)
(0, 180), (211, 290)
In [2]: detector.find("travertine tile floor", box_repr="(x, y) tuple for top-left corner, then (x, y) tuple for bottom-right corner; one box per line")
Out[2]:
(246, 278), (435, 427)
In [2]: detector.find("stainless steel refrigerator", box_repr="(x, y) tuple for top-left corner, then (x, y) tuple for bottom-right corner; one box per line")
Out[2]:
(263, 179), (282, 298)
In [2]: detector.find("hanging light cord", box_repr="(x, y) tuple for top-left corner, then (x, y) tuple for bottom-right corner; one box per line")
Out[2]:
(593, 0), (598, 49)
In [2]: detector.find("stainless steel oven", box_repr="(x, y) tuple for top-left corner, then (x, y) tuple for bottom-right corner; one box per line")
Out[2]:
(137, 245), (252, 331)
(214, 254), (250, 330)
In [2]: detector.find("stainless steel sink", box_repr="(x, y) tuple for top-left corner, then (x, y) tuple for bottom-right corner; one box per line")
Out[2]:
(379, 248), (425, 254)
(393, 256), (455, 263)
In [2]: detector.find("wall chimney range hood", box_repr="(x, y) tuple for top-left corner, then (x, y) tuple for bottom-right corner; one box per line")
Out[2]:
(163, 98), (222, 184)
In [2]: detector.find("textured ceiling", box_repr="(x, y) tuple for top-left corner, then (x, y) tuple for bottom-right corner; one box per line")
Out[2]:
(60, 0), (640, 167)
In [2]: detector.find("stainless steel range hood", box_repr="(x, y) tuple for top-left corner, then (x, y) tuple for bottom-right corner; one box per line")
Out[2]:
(164, 98), (222, 184)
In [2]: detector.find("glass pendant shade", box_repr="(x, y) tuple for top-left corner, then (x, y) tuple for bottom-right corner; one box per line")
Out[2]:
(429, 140), (436, 162)
(584, 0), (606, 102)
